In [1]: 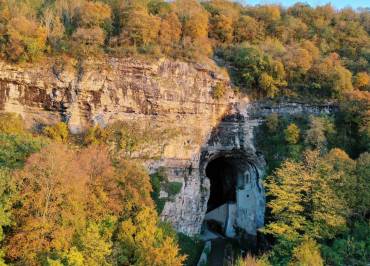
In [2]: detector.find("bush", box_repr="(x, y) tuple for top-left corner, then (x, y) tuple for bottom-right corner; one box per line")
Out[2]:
(150, 169), (167, 214)
(265, 113), (279, 133)
(166, 181), (182, 197)
(212, 82), (227, 100)
(43, 122), (69, 143)
(0, 113), (25, 135)
(83, 125), (108, 146)
(177, 233), (204, 266)
(0, 133), (46, 169)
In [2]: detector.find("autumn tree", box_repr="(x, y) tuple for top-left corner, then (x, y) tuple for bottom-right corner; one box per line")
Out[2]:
(119, 0), (160, 49)
(284, 123), (300, 145)
(233, 15), (265, 43)
(113, 207), (185, 266)
(174, 0), (211, 58)
(83, 125), (108, 146)
(72, 0), (111, 55)
(290, 238), (324, 266)
(354, 72), (370, 90)
(309, 53), (353, 97)
(5, 142), (184, 265)
(158, 12), (182, 55)
(7, 144), (88, 264)
(41, 7), (65, 53)
(204, 1), (238, 44)
(263, 150), (349, 242)
(5, 16), (47, 62)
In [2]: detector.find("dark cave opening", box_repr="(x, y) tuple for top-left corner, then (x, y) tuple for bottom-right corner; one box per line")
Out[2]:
(206, 156), (237, 213)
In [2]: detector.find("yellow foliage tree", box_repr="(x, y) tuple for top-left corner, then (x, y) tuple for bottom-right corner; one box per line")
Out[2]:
(263, 150), (350, 242)
(174, 0), (211, 58)
(6, 16), (47, 62)
(158, 12), (182, 54)
(284, 123), (300, 144)
(114, 207), (186, 266)
(354, 72), (370, 90)
(234, 15), (265, 43)
(120, 0), (161, 47)
(289, 238), (323, 266)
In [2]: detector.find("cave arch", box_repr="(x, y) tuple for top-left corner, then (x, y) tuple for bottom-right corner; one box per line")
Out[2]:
(206, 156), (237, 212)
(202, 151), (261, 238)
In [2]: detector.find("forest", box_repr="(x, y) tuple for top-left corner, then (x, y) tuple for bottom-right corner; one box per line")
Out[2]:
(0, 0), (369, 265)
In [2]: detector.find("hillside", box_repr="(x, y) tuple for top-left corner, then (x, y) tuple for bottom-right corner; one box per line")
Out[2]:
(0, 1), (369, 266)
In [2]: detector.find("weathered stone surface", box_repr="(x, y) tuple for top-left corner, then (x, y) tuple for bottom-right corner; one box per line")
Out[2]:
(0, 58), (337, 237)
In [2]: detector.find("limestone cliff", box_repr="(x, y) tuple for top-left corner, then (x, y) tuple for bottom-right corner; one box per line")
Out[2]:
(0, 57), (335, 237)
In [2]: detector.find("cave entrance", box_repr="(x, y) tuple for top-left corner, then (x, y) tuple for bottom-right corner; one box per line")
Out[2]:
(204, 156), (238, 237)
(206, 157), (237, 212)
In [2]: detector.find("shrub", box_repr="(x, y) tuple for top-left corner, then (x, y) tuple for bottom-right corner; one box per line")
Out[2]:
(265, 113), (279, 133)
(83, 125), (108, 146)
(166, 181), (182, 197)
(43, 122), (69, 143)
(0, 113), (25, 135)
(0, 134), (45, 169)
(212, 82), (227, 100)
(177, 233), (204, 266)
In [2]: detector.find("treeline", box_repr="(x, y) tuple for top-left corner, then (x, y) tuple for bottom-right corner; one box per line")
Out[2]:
(0, 113), (187, 266)
(0, 0), (369, 99)
(253, 93), (370, 265)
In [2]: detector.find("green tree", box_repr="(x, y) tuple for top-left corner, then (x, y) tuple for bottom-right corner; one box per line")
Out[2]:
(304, 116), (335, 150)
(0, 169), (13, 265)
(265, 113), (279, 133)
(352, 152), (370, 218)
(0, 134), (45, 169)
(218, 45), (286, 97)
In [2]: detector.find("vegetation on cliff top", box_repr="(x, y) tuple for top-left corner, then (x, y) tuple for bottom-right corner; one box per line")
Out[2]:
(0, 0), (369, 100)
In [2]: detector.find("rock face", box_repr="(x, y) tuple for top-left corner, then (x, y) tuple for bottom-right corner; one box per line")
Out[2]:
(0, 57), (336, 238)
